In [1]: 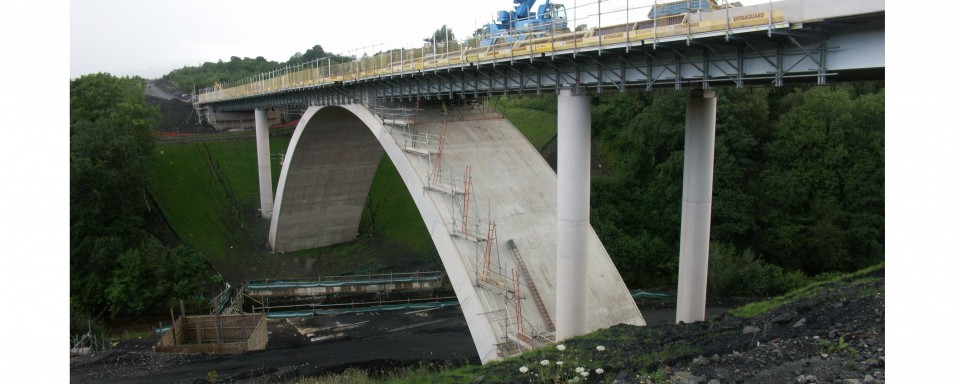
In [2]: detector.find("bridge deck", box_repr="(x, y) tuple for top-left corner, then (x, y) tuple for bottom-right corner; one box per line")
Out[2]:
(197, 0), (884, 109)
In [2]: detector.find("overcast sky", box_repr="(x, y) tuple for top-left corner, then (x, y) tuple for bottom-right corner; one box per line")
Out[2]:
(71, 0), (768, 79)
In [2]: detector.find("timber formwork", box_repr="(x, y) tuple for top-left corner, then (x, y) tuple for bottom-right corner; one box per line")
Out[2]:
(154, 313), (267, 354)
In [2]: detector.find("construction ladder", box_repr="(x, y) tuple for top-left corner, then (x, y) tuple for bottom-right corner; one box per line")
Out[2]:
(507, 239), (555, 332)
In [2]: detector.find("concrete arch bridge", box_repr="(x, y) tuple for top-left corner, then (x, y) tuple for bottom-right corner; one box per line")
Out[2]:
(194, 0), (885, 363)
(267, 101), (642, 362)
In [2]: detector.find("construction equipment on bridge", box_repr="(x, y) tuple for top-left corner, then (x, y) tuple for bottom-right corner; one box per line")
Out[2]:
(649, 0), (738, 19)
(192, 0), (887, 103)
(481, 0), (569, 47)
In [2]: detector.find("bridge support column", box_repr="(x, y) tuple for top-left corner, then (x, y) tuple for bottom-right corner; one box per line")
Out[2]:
(676, 90), (717, 324)
(255, 108), (274, 220)
(556, 87), (590, 340)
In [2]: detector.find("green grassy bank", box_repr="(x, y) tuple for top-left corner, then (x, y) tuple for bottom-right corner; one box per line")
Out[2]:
(147, 107), (554, 283)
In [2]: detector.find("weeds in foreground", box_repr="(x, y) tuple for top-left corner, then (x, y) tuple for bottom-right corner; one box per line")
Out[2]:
(819, 336), (857, 358)
(515, 343), (612, 383)
(298, 361), (461, 384)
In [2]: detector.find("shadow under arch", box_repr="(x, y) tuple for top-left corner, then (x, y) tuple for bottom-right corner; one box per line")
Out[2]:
(269, 106), (385, 251)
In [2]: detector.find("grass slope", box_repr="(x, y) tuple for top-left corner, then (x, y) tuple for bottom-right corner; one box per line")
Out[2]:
(150, 138), (284, 261)
(497, 107), (557, 150)
(150, 103), (556, 280)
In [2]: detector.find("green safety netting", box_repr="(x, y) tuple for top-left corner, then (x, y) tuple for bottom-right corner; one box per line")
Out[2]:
(265, 300), (460, 319)
(247, 274), (444, 291)
(631, 289), (673, 299)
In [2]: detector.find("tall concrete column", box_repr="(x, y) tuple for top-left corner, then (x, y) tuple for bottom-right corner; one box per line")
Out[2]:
(556, 87), (591, 340)
(255, 108), (274, 220)
(676, 90), (718, 323)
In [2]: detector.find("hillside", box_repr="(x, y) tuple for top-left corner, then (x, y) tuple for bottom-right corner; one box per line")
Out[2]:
(149, 129), (440, 285)
(147, 95), (571, 286)
(454, 264), (885, 384)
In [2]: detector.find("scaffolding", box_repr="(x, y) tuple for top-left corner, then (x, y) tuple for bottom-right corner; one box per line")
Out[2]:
(368, 102), (556, 359)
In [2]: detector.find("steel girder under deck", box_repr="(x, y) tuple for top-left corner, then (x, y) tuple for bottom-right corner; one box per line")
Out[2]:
(204, 15), (882, 113)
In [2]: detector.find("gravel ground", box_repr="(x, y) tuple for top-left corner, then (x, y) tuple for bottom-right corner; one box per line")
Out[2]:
(477, 269), (884, 384)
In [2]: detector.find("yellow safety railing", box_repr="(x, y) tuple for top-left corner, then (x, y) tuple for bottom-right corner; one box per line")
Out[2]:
(198, 1), (785, 104)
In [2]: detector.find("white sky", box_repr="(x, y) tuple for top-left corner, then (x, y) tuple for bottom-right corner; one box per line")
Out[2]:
(71, 0), (768, 79)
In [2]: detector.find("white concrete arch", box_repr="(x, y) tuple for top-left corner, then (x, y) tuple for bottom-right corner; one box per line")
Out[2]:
(270, 104), (644, 363)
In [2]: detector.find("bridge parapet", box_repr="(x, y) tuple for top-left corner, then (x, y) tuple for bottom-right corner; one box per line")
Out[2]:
(196, 0), (883, 110)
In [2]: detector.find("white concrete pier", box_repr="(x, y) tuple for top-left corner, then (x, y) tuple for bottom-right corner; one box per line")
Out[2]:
(556, 88), (592, 340)
(676, 90), (718, 324)
(255, 108), (274, 219)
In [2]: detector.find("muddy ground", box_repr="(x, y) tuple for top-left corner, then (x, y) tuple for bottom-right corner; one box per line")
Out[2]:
(69, 302), (723, 384)
(70, 307), (478, 383)
(71, 271), (884, 384)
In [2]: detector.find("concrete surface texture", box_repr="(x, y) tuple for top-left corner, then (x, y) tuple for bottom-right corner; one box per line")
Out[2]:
(269, 106), (385, 251)
(255, 108), (274, 220)
(203, 110), (280, 131)
(676, 91), (718, 324)
(270, 103), (644, 363)
(556, 88), (592, 340)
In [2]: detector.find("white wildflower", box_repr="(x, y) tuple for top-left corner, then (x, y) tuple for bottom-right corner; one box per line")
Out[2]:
(540, 359), (550, 366)
(580, 371), (590, 377)
(595, 368), (605, 374)
(556, 361), (564, 366)
(519, 366), (529, 373)
(556, 344), (567, 351)
(596, 345), (606, 352)
(575, 367), (585, 374)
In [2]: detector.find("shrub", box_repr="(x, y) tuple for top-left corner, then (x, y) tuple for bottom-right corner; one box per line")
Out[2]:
(708, 243), (807, 297)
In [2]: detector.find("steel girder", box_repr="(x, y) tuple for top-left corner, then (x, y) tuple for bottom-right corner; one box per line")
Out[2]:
(201, 17), (882, 113)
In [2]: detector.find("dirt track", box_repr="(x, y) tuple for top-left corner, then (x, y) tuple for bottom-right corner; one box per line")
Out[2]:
(70, 307), (479, 383)
(69, 302), (731, 383)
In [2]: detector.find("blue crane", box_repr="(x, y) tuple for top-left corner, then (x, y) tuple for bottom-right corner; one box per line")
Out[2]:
(479, 0), (568, 47)
(648, 0), (721, 19)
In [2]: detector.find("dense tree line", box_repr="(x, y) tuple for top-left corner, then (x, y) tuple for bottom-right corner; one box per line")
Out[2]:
(506, 84), (884, 296)
(70, 74), (209, 336)
(163, 44), (353, 94)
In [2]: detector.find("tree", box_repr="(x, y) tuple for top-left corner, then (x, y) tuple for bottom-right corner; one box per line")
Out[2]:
(426, 25), (456, 43)
(709, 88), (769, 245)
(301, 44), (328, 63)
(757, 87), (884, 273)
(106, 238), (208, 316)
(71, 73), (160, 312)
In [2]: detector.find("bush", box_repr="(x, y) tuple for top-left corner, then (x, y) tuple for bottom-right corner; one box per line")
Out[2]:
(708, 243), (807, 297)
(106, 237), (209, 317)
